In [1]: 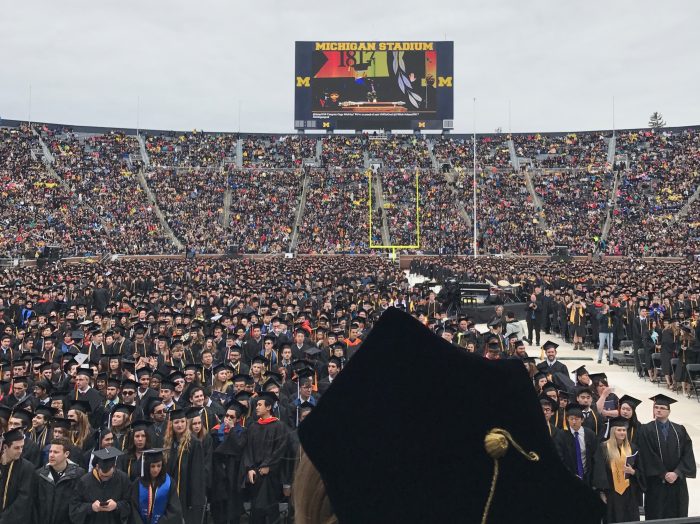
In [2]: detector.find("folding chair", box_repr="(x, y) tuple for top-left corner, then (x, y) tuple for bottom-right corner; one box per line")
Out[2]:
(686, 364), (700, 402)
(651, 353), (663, 386)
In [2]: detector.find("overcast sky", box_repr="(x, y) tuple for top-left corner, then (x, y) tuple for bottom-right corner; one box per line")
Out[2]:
(2, 0), (698, 134)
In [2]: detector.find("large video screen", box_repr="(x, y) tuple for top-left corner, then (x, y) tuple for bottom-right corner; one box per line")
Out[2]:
(294, 41), (454, 131)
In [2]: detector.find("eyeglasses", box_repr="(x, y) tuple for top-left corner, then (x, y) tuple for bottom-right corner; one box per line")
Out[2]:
(153, 409), (165, 415)
(122, 391), (135, 395)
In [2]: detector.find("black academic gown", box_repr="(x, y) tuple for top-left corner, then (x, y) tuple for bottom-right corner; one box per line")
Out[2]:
(553, 426), (598, 487)
(591, 443), (645, 523)
(210, 425), (246, 524)
(69, 469), (132, 524)
(129, 475), (183, 524)
(116, 452), (144, 483)
(638, 420), (696, 519)
(0, 457), (35, 524)
(165, 434), (206, 523)
(22, 435), (42, 469)
(241, 418), (289, 516)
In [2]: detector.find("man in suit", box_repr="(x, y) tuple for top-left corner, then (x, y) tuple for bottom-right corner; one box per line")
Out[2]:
(536, 341), (569, 376)
(553, 403), (598, 487)
(632, 307), (653, 378)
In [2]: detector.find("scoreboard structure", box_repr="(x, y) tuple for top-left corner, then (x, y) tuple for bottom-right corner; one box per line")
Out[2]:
(294, 41), (454, 131)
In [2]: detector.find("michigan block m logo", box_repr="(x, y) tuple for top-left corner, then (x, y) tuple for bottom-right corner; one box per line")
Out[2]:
(296, 77), (311, 87)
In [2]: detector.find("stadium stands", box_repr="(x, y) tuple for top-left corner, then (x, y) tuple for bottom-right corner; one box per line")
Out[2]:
(1, 120), (699, 258)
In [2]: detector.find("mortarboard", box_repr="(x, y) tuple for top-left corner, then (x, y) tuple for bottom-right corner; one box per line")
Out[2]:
(34, 405), (57, 419)
(618, 395), (641, 410)
(168, 408), (186, 420)
(112, 404), (136, 416)
(1, 428), (24, 445)
(649, 394), (677, 407)
(92, 446), (123, 469)
(573, 366), (589, 377)
(542, 340), (559, 350)
(69, 399), (92, 414)
(565, 403), (585, 418)
(608, 417), (629, 429)
(50, 417), (71, 430)
(298, 308), (604, 523)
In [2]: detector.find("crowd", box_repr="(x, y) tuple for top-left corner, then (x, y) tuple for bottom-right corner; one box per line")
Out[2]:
(2, 123), (700, 258)
(606, 128), (700, 256)
(242, 135), (316, 168)
(145, 131), (237, 168)
(226, 168), (301, 253)
(146, 168), (228, 253)
(532, 169), (612, 255)
(296, 169), (370, 254)
(0, 254), (695, 522)
(513, 132), (610, 170)
(475, 169), (552, 254)
(43, 128), (173, 255)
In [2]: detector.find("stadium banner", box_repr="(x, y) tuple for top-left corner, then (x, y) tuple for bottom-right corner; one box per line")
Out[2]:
(294, 41), (454, 131)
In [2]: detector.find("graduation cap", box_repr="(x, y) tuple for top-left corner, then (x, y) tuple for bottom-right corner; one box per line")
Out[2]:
(572, 365), (589, 377)
(76, 367), (93, 378)
(575, 385), (594, 397)
(1, 428), (24, 445)
(69, 399), (92, 414)
(225, 400), (248, 416)
(168, 408), (187, 421)
(256, 391), (278, 406)
(565, 402), (585, 418)
(140, 448), (166, 476)
(112, 404), (136, 416)
(618, 395), (641, 410)
(92, 446), (123, 470)
(50, 417), (71, 430)
(588, 373), (608, 386)
(251, 355), (270, 367)
(539, 396), (558, 412)
(541, 340), (559, 350)
(303, 346), (322, 357)
(608, 417), (629, 429)
(649, 393), (677, 408)
(131, 419), (154, 432)
(298, 308), (604, 523)
(34, 405), (57, 419)
(9, 408), (32, 427)
(0, 406), (12, 421)
(487, 318), (502, 328)
(541, 381), (557, 393)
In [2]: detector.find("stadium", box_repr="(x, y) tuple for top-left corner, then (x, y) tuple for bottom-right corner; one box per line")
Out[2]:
(2, 2), (699, 523)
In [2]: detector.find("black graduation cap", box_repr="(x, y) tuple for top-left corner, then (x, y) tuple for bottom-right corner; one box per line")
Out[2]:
(539, 396), (558, 412)
(0, 406), (12, 421)
(573, 365), (589, 377)
(76, 367), (93, 378)
(256, 391), (278, 406)
(112, 404), (136, 416)
(92, 446), (123, 469)
(168, 408), (187, 420)
(106, 377), (122, 389)
(10, 408), (32, 427)
(34, 405), (57, 419)
(565, 402), (585, 418)
(649, 393), (677, 407)
(51, 417), (71, 430)
(225, 400), (248, 416)
(298, 308), (604, 523)
(1, 428), (24, 444)
(487, 318), (502, 328)
(575, 385), (594, 397)
(609, 417), (629, 428)
(69, 399), (92, 414)
(185, 407), (203, 420)
(303, 346), (322, 357)
(588, 373), (608, 385)
(542, 340), (559, 350)
(251, 355), (270, 367)
(618, 395), (641, 410)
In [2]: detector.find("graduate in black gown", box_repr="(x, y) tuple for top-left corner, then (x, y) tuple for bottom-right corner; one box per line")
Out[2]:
(130, 448), (183, 524)
(117, 419), (153, 482)
(210, 400), (247, 524)
(241, 391), (289, 524)
(69, 446), (132, 524)
(163, 408), (206, 524)
(638, 394), (696, 519)
(617, 395), (642, 446)
(592, 417), (645, 523)
(0, 429), (35, 524)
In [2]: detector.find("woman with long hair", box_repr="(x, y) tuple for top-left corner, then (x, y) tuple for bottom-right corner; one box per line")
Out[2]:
(163, 408), (207, 523)
(211, 364), (234, 406)
(118, 420), (153, 482)
(187, 408), (213, 494)
(66, 400), (94, 451)
(592, 417), (645, 522)
(130, 448), (183, 524)
(617, 395), (642, 446)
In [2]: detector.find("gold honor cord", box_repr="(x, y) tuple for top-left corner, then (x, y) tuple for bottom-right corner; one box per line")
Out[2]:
(481, 428), (540, 524)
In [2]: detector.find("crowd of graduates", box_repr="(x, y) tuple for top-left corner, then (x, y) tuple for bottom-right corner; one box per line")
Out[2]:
(0, 254), (696, 521)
